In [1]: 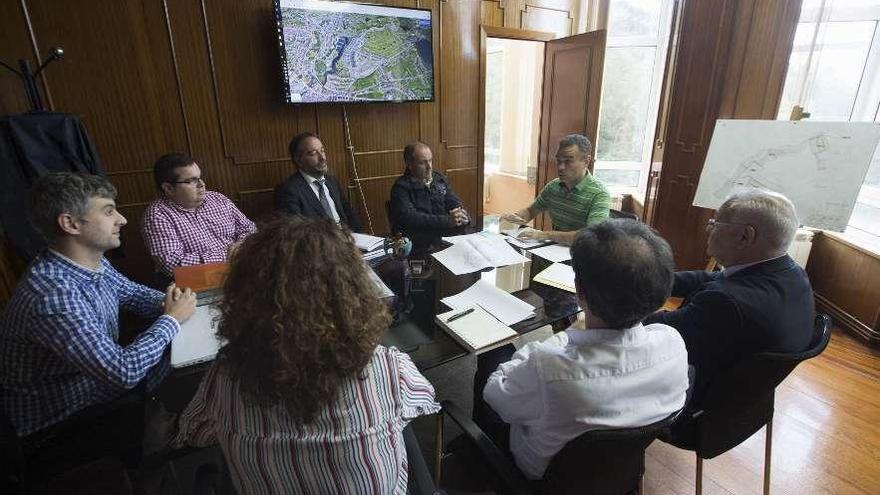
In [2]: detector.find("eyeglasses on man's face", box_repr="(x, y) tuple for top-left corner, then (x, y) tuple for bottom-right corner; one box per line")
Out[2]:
(173, 177), (205, 186)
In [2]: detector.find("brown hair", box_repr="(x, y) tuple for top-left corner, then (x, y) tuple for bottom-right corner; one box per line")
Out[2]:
(215, 216), (392, 422)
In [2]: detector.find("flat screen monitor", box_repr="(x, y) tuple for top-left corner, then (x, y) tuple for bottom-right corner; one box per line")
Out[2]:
(274, 0), (434, 103)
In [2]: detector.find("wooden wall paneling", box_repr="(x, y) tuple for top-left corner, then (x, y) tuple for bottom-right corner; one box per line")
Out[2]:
(481, 0), (506, 27)
(521, 1), (576, 37)
(445, 168), (481, 217)
(807, 233), (880, 345)
(440, 0), (482, 217)
(200, 0), (307, 195)
(0, 1), (33, 115)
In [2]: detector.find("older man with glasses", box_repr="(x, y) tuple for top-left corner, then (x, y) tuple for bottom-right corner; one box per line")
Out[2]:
(141, 153), (256, 279)
(644, 189), (815, 406)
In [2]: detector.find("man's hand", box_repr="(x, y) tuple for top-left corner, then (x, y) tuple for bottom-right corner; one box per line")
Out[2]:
(518, 229), (549, 241)
(163, 283), (197, 324)
(449, 207), (469, 227)
(501, 211), (528, 224)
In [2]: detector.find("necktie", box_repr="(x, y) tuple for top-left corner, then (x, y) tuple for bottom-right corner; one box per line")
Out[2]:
(314, 178), (335, 220)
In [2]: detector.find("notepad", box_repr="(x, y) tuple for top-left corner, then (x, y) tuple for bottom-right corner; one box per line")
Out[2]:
(436, 305), (518, 354)
(441, 279), (535, 326)
(532, 263), (577, 293)
(171, 303), (225, 368)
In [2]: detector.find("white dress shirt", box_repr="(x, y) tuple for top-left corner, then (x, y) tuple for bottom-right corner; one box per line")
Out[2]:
(483, 322), (689, 479)
(300, 171), (341, 223)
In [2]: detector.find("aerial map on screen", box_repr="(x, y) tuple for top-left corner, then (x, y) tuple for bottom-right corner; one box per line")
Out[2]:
(277, 0), (434, 103)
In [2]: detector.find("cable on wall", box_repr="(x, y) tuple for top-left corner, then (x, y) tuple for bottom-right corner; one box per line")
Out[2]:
(342, 104), (376, 234)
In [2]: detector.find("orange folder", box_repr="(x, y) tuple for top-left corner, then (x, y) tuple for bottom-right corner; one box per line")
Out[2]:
(173, 262), (229, 292)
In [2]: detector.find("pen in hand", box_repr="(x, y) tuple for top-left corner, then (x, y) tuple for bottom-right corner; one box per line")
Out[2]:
(447, 307), (475, 323)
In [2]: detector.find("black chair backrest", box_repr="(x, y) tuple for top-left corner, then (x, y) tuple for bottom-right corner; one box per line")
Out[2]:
(541, 409), (682, 495)
(694, 314), (832, 458)
(609, 209), (638, 221)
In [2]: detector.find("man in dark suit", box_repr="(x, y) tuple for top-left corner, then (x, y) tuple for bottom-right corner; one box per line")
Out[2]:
(275, 132), (362, 231)
(644, 189), (815, 405)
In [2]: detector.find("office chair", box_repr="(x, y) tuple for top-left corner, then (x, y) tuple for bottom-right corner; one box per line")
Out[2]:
(434, 400), (683, 495)
(664, 313), (832, 494)
(609, 209), (639, 221)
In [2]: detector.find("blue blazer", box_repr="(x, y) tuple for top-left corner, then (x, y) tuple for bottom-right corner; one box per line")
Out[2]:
(644, 255), (815, 404)
(274, 171), (362, 232)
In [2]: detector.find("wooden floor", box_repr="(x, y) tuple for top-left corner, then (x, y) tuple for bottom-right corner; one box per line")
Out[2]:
(643, 328), (880, 494)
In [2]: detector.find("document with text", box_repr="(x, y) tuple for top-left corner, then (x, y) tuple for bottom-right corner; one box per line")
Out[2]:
(432, 232), (528, 275)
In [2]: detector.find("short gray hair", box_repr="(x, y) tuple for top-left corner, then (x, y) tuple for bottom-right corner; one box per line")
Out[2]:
(558, 134), (593, 157)
(720, 189), (799, 255)
(28, 172), (117, 243)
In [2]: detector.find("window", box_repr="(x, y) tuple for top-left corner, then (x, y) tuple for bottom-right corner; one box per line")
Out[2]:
(593, 0), (675, 197)
(778, 0), (880, 250)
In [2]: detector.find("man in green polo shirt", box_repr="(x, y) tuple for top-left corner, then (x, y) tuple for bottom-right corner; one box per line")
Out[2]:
(502, 134), (610, 245)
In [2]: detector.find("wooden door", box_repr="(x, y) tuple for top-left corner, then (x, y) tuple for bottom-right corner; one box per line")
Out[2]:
(535, 30), (606, 229)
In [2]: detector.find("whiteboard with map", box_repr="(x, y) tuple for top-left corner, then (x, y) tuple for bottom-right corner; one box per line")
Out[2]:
(693, 120), (880, 231)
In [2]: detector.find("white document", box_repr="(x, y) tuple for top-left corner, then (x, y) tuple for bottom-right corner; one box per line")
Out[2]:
(530, 244), (572, 263)
(694, 120), (880, 231)
(533, 263), (577, 293)
(171, 304), (225, 368)
(441, 279), (535, 326)
(432, 233), (528, 275)
(352, 232), (385, 252)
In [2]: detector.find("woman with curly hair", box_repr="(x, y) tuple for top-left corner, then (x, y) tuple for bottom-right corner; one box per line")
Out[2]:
(172, 217), (439, 494)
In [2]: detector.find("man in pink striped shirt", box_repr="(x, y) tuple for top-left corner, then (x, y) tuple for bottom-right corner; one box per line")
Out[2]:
(141, 153), (256, 277)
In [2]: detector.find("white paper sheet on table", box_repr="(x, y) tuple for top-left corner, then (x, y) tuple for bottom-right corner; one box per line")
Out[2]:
(530, 244), (572, 262)
(441, 279), (535, 326)
(532, 263), (577, 293)
(432, 233), (528, 275)
(352, 232), (385, 252)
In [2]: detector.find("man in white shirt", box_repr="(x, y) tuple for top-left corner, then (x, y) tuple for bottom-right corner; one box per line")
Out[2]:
(477, 219), (690, 480)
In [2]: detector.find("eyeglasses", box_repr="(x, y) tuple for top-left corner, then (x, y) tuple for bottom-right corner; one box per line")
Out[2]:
(173, 177), (205, 186)
(707, 218), (752, 230)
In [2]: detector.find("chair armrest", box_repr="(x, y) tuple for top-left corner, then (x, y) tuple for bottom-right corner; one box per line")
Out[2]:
(440, 400), (533, 495)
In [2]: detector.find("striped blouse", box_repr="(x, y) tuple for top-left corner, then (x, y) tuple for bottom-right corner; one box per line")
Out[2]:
(172, 345), (440, 494)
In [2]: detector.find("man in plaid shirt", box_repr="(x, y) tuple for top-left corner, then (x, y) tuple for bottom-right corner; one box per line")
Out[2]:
(0, 172), (196, 441)
(141, 153), (256, 277)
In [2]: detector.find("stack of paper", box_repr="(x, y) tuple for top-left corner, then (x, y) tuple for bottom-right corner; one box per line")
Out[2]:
(441, 279), (535, 326)
(436, 305), (518, 354)
(432, 233), (528, 275)
(533, 263), (577, 293)
(352, 232), (385, 252)
(530, 244), (572, 262)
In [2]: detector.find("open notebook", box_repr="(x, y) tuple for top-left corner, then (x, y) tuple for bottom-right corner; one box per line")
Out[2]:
(435, 305), (518, 354)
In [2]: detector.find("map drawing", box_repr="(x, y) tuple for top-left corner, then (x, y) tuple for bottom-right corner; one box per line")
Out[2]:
(279, 1), (433, 103)
(693, 120), (880, 231)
